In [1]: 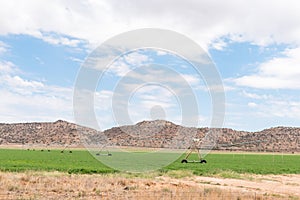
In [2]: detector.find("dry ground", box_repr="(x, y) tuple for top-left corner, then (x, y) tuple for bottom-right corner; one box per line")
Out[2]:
(0, 171), (299, 200)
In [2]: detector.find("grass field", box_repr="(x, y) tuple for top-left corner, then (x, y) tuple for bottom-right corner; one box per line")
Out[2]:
(0, 149), (299, 175)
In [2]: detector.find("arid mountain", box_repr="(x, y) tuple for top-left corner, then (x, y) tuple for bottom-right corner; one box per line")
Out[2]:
(0, 120), (299, 152)
(0, 120), (94, 147)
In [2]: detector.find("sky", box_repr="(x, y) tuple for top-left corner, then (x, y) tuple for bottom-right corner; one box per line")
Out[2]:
(0, 0), (299, 131)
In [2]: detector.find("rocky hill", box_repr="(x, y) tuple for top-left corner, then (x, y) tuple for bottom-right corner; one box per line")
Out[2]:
(0, 120), (96, 147)
(0, 120), (299, 152)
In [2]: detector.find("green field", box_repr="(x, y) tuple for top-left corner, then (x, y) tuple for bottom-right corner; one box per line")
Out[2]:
(0, 149), (299, 175)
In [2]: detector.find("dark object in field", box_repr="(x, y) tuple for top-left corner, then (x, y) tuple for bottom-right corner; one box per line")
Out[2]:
(96, 152), (112, 156)
(60, 145), (72, 153)
(60, 150), (72, 153)
(96, 147), (112, 156)
(181, 158), (207, 164)
(96, 153), (112, 156)
(181, 159), (187, 163)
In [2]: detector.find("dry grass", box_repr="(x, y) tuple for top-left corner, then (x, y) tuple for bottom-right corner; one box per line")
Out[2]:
(0, 171), (293, 200)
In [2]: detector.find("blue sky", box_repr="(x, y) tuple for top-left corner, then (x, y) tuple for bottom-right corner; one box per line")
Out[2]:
(0, 0), (299, 131)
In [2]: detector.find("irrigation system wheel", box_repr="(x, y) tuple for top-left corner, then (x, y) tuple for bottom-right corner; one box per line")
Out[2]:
(181, 159), (188, 163)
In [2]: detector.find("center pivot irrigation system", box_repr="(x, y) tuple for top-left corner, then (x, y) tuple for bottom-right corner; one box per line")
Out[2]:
(61, 144), (72, 153)
(181, 138), (267, 164)
(181, 138), (207, 164)
(95, 146), (112, 156)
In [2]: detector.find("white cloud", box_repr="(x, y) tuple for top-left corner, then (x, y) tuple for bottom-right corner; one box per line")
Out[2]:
(209, 38), (228, 51)
(133, 85), (176, 108)
(0, 41), (9, 54)
(109, 61), (131, 77)
(0, 87), (73, 123)
(1, 75), (44, 93)
(124, 69), (201, 90)
(242, 91), (268, 99)
(197, 82), (234, 92)
(35, 32), (84, 47)
(94, 90), (113, 111)
(247, 102), (257, 108)
(181, 74), (200, 86)
(238, 90), (300, 119)
(0, 61), (73, 123)
(68, 56), (83, 63)
(0, 61), (45, 94)
(156, 50), (168, 56)
(108, 51), (151, 76)
(107, 51), (201, 90)
(123, 52), (150, 66)
(1, 0), (300, 49)
(139, 100), (174, 110)
(0, 61), (18, 74)
(257, 100), (300, 119)
(233, 48), (300, 89)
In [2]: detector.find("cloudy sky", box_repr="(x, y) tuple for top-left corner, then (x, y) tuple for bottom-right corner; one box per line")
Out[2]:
(0, 0), (299, 131)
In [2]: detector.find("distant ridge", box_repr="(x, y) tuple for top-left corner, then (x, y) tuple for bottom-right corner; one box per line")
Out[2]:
(0, 120), (299, 152)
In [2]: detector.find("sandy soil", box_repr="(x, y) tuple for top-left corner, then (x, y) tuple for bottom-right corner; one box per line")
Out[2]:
(0, 172), (299, 200)
(193, 174), (300, 197)
(161, 174), (300, 199)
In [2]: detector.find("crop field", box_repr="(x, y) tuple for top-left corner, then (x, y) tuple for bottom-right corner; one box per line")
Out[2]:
(0, 148), (299, 175)
(1, 148), (300, 199)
